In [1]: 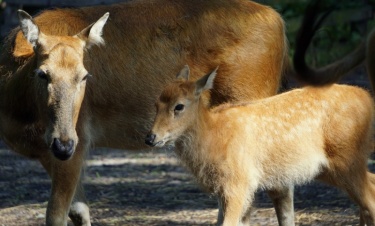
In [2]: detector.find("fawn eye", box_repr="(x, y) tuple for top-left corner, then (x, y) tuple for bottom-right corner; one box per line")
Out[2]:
(82, 73), (92, 81)
(174, 104), (185, 112)
(34, 69), (48, 81)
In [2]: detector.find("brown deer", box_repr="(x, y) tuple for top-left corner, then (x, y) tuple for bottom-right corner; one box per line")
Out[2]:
(0, 0), (289, 225)
(146, 66), (375, 226)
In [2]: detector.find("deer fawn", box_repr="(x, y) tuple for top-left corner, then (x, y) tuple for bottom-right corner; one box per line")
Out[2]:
(146, 65), (375, 226)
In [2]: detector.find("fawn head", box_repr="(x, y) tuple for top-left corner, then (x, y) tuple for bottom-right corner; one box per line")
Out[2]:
(145, 65), (217, 147)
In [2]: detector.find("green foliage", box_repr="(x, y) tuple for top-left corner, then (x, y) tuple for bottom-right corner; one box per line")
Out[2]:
(306, 21), (364, 67)
(258, 0), (372, 67)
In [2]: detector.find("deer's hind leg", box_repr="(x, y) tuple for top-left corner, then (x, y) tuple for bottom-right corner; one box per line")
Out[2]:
(355, 172), (375, 226)
(267, 185), (295, 226)
(344, 171), (375, 226)
(319, 167), (375, 226)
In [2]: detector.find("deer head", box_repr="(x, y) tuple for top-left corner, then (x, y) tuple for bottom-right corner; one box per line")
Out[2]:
(145, 65), (217, 147)
(18, 10), (109, 160)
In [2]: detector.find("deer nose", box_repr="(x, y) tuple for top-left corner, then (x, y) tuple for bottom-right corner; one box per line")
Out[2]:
(51, 138), (75, 161)
(145, 133), (156, 146)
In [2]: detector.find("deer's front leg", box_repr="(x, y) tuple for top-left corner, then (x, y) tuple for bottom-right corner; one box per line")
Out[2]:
(41, 144), (88, 226)
(69, 174), (91, 226)
(217, 183), (253, 226)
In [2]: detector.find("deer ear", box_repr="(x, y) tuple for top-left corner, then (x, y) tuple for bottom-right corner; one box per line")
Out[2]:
(76, 12), (109, 48)
(176, 65), (190, 81)
(195, 67), (218, 96)
(17, 10), (40, 48)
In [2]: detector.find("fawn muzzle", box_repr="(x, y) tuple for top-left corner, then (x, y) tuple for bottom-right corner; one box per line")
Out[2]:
(145, 133), (156, 147)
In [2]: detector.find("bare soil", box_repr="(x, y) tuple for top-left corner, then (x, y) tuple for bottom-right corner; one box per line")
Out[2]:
(0, 67), (373, 226)
(0, 147), (371, 226)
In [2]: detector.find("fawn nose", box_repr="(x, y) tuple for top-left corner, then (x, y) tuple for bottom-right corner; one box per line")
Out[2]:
(145, 133), (156, 146)
(51, 138), (75, 161)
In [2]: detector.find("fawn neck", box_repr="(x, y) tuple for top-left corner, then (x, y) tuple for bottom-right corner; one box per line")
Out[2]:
(174, 99), (224, 192)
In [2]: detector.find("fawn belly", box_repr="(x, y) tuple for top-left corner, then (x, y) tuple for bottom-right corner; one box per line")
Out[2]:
(258, 146), (329, 189)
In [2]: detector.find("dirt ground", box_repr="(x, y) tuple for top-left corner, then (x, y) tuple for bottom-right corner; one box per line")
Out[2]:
(0, 147), (371, 226)
(0, 66), (373, 226)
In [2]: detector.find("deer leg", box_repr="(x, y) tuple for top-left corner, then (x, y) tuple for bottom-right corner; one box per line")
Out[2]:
(267, 185), (295, 226)
(217, 197), (224, 226)
(68, 174), (91, 226)
(351, 172), (375, 226)
(40, 144), (89, 226)
(218, 185), (253, 226)
(221, 196), (252, 226)
(321, 169), (375, 226)
(239, 204), (252, 225)
(345, 173), (375, 226)
(360, 211), (366, 226)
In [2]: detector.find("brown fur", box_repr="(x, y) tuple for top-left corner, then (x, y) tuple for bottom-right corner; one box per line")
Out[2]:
(0, 0), (288, 225)
(148, 69), (375, 225)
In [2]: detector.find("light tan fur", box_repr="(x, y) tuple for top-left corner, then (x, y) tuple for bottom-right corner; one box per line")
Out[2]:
(147, 67), (375, 226)
(0, 0), (288, 225)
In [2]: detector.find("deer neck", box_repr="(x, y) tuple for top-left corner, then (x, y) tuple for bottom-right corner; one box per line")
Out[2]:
(0, 57), (39, 123)
(174, 100), (223, 192)
(175, 100), (214, 156)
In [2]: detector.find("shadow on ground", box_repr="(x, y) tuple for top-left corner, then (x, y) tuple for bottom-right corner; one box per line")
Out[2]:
(0, 146), (370, 225)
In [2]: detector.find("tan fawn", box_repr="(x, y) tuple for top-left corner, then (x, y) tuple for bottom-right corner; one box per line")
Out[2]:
(146, 65), (375, 226)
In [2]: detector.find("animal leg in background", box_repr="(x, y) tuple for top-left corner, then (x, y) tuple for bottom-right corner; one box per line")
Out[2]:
(267, 186), (295, 226)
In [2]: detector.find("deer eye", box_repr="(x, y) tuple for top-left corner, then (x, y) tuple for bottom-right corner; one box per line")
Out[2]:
(82, 73), (92, 81)
(34, 69), (48, 81)
(174, 104), (185, 112)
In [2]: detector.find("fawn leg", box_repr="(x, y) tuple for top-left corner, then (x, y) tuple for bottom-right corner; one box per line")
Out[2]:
(321, 169), (375, 226)
(219, 186), (253, 226)
(267, 185), (295, 226)
(217, 197), (224, 225)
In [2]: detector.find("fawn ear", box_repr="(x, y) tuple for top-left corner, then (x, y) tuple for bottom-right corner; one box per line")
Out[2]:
(17, 10), (40, 48)
(76, 12), (109, 48)
(176, 65), (190, 81)
(195, 67), (218, 96)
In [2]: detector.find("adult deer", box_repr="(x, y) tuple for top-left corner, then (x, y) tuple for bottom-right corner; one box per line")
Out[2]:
(0, 0), (288, 225)
(146, 66), (375, 225)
